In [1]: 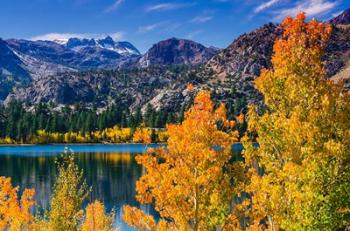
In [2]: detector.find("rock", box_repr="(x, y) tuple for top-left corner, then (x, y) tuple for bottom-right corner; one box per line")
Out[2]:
(139, 38), (219, 67)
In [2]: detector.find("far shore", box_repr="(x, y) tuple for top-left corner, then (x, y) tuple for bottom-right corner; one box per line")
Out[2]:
(0, 142), (165, 146)
(0, 142), (243, 147)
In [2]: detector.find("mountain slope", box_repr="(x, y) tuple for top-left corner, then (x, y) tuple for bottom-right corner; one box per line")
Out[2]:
(0, 39), (31, 100)
(5, 66), (193, 110)
(207, 23), (280, 81)
(139, 38), (219, 67)
(329, 8), (350, 25)
(144, 24), (282, 113)
(146, 16), (350, 112)
(327, 25), (350, 90)
(0, 39), (30, 79)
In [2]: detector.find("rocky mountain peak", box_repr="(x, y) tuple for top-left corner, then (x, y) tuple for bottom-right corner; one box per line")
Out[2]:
(97, 36), (115, 47)
(64, 36), (140, 56)
(329, 8), (350, 25)
(139, 37), (219, 67)
(66, 38), (97, 49)
(207, 23), (280, 79)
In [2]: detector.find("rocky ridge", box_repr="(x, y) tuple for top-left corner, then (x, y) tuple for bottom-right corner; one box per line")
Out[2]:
(329, 8), (350, 25)
(139, 38), (219, 67)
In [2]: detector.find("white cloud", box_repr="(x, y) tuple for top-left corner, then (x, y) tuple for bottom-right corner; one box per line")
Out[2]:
(254, 0), (282, 13)
(109, 32), (125, 40)
(104, 0), (124, 13)
(332, 10), (343, 18)
(138, 21), (181, 34)
(186, 30), (204, 39)
(31, 32), (125, 43)
(138, 22), (166, 33)
(274, 0), (338, 21)
(191, 15), (213, 23)
(145, 3), (192, 12)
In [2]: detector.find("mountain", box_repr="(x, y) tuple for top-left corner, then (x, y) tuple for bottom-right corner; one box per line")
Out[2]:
(207, 22), (280, 81)
(0, 39), (31, 100)
(3, 9), (350, 109)
(0, 36), (142, 100)
(0, 36), (222, 101)
(0, 38), (75, 100)
(0, 39), (30, 79)
(146, 16), (350, 112)
(6, 39), (80, 71)
(143, 24), (282, 113)
(329, 9), (350, 25)
(203, 20), (350, 106)
(139, 38), (219, 67)
(6, 36), (140, 70)
(65, 36), (140, 56)
(5, 66), (194, 110)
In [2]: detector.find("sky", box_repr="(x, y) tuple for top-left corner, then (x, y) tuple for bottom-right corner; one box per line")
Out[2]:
(0, 0), (349, 53)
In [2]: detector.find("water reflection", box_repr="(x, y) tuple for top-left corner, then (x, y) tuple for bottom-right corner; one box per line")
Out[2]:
(0, 143), (243, 230)
(0, 147), (157, 230)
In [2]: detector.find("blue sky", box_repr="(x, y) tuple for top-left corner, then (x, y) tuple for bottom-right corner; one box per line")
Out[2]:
(1, 0), (349, 53)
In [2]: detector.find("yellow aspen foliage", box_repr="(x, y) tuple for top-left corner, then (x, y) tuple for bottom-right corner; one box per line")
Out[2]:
(0, 136), (15, 144)
(0, 177), (36, 230)
(47, 154), (90, 231)
(242, 12), (350, 230)
(25, 126), (168, 144)
(123, 205), (156, 231)
(0, 157), (115, 231)
(123, 90), (243, 230)
(132, 126), (152, 144)
(81, 200), (114, 231)
(157, 130), (169, 143)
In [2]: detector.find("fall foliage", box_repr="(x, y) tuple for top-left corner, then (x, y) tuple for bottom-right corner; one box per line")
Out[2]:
(123, 90), (244, 230)
(242, 12), (350, 230)
(0, 12), (349, 231)
(132, 126), (153, 144)
(46, 154), (90, 231)
(19, 126), (167, 144)
(0, 153), (114, 231)
(81, 201), (114, 231)
(0, 177), (36, 231)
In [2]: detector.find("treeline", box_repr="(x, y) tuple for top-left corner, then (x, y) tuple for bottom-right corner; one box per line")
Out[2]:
(0, 102), (181, 143)
(0, 99), (246, 144)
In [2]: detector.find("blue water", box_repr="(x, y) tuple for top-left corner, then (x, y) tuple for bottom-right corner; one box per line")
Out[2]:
(0, 144), (163, 230)
(0, 143), (243, 230)
(0, 143), (161, 156)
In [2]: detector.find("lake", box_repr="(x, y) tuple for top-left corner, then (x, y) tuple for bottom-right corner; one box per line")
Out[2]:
(0, 143), (243, 230)
(0, 144), (164, 230)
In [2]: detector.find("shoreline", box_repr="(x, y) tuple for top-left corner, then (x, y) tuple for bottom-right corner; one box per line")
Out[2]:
(0, 142), (165, 146)
(0, 142), (243, 147)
